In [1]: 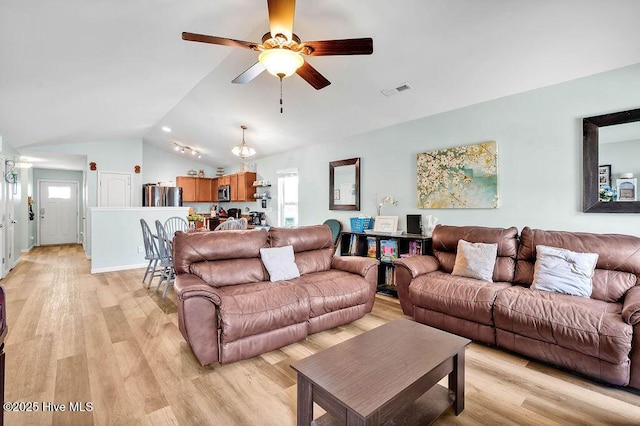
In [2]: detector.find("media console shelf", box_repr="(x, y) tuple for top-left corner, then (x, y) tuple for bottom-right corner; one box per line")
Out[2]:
(340, 231), (432, 296)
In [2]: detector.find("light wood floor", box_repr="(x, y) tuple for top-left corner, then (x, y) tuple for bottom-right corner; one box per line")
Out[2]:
(3, 245), (640, 425)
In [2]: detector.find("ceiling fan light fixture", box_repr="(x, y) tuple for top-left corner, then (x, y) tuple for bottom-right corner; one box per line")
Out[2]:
(232, 125), (256, 158)
(258, 48), (303, 78)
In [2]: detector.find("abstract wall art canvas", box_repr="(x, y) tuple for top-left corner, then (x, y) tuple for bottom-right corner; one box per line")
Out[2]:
(417, 141), (498, 209)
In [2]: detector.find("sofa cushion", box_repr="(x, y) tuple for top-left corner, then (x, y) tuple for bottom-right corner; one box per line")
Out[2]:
(172, 229), (269, 274)
(260, 245), (300, 281)
(515, 227), (640, 302)
(190, 258), (268, 287)
(452, 240), (498, 282)
(270, 225), (334, 275)
(216, 281), (310, 343)
(431, 225), (518, 283)
(409, 270), (511, 326)
(532, 245), (598, 298)
(293, 270), (372, 318)
(494, 286), (632, 364)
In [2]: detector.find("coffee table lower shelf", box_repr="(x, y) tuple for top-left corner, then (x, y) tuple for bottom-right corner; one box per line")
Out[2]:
(311, 384), (454, 426)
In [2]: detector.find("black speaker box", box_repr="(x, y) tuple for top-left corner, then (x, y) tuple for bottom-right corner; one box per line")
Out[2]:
(406, 214), (422, 235)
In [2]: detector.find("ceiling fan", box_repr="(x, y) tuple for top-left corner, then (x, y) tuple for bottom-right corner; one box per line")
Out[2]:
(182, 0), (373, 90)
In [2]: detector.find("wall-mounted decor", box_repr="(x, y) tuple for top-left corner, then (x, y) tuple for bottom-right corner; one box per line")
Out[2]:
(417, 141), (498, 209)
(583, 107), (640, 213)
(134, 165), (141, 174)
(89, 162), (97, 171)
(329, 158), (360, 211)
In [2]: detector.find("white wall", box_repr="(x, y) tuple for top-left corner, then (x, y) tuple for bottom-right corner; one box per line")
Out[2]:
(90, 206), (189, 273)
(255, 63), (640, 236)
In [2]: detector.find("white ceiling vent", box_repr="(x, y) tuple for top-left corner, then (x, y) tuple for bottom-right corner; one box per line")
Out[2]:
(381, 82), (413, 97)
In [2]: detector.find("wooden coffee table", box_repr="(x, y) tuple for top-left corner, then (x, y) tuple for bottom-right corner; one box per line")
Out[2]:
(291, 318), (470, 425)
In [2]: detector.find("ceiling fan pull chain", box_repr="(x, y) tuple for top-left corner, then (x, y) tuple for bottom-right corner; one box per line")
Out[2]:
(279, 74), (284, 114)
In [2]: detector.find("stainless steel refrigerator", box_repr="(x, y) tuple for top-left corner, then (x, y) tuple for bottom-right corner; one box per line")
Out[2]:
(143, 184), (182, 207)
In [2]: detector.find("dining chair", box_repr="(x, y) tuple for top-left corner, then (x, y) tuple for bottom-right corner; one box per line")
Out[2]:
(323, 219), (343, 249)
(140, 218), (161, 288)
(154, 220), (175, 298)
(164, 216), (188, 239)
(214, 217), (248, 230)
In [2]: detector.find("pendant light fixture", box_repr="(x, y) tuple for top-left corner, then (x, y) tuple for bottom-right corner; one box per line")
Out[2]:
(231, 125), (256, 158)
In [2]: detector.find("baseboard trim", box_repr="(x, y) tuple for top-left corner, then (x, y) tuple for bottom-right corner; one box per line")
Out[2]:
(91, 262), (147, 274)
(21, 245), (35, 253)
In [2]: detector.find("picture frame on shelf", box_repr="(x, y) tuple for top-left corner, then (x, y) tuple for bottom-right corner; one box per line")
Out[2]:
(598, 164), (611, 189)
(374, 216), (398, 233)
(616, 178), (637, 202)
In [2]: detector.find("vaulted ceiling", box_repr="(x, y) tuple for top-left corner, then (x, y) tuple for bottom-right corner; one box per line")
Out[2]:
(2, 0), (640, 169)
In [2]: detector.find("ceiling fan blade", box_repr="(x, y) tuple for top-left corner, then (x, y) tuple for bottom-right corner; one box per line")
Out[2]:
(267, 0), (295, 41)
(296, 61), (330, 90)
(182, 32), (258, 50)
(232, 62), (266, 84)
(303, 38), (373, 56)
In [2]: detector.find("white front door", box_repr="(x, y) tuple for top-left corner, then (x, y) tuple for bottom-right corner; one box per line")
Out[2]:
(98, 171), (132, 207)
(39, 180), (79, 245)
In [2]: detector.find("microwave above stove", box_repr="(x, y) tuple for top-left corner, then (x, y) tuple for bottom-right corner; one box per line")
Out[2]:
(218, 185), (231, 202)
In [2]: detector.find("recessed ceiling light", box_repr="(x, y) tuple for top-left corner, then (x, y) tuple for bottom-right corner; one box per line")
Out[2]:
(162, 126), (172, 133)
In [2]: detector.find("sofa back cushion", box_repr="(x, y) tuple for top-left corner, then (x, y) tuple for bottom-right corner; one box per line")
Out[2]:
(173, 229), (269, 286)
(515, 227), (640, 302)
(432, 225), (519, 282)
(269, 225), (334, 275)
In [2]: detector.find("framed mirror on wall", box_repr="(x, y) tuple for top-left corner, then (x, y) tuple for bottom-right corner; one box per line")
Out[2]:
(329, 157), (360, 211)
(583, 107), (640, 213)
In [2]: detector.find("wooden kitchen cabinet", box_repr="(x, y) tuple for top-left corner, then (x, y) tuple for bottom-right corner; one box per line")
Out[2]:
(229, 174), (239, 201)
(207, 172), (256, 202)
(176, 176), (197, 202)
(176, 176), (214, 202)
(235, 172), (257, 202)
(211, 177), (219, 202)
(197, 178), (213, 202)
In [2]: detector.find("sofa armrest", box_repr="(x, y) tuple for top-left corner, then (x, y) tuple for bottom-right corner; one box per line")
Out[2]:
(174, 273), (222, 365)
(394, 256), (441, 316)
(174, 273), (222, 305)
(623, 285), (640, 325)
(331, 256), (379, 277)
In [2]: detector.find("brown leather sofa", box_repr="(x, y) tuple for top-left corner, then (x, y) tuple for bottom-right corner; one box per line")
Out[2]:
(395, 225), (640, 389)
(172, 225), (378, 365)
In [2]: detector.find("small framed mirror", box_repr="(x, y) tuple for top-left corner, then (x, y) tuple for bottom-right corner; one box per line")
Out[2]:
(583, 107), (640, 213)
(329, 157), (360, 211)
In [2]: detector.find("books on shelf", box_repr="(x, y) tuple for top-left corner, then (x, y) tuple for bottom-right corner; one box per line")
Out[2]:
(348, 234), (358, 255)
(366, 237), (377, 258)
(384, 265), (395, 286)
(380, 239), (398, 262)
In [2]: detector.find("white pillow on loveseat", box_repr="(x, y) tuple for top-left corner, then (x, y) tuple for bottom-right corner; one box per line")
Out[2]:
(532, 245), (598, 298)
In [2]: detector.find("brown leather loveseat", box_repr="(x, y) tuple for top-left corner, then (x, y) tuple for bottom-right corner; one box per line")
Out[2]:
(395, 225), (640, 389)
(172, 225), (378, 365)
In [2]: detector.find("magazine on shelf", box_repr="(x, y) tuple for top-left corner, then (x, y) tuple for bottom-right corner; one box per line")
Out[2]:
(366, 237), (377, 258)
(379, 239), (398, 262)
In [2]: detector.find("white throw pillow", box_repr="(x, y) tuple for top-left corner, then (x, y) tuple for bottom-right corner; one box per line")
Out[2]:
(451, 239), (498, 282)
(532, 245), (598, 298)
(260, 245), (300, 282)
